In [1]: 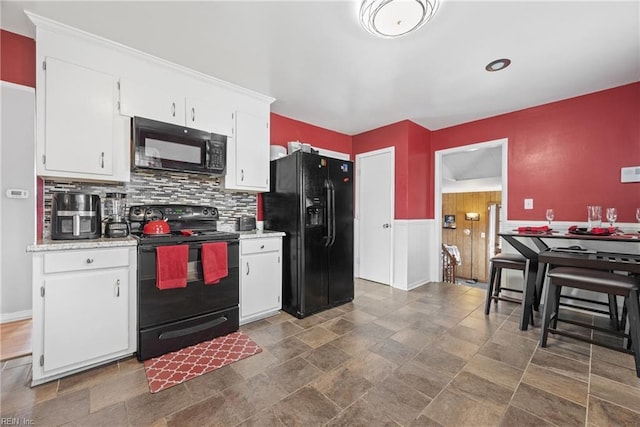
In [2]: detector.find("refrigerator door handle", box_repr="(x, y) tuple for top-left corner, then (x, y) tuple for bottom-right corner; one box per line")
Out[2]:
(324, 179), (333, 247)
(328, 179), (336, 247)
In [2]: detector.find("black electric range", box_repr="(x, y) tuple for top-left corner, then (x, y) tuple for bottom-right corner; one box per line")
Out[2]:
(129, 204), (240, 360)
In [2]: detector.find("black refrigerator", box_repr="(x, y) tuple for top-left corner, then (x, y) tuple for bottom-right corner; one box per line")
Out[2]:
(263, 151), (354, 318)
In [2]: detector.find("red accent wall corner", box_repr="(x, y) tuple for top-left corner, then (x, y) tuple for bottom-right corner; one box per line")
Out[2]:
(352, 120), (432, 219)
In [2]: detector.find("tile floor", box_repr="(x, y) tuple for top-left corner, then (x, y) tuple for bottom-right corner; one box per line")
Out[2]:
(2, 279), (639, 426)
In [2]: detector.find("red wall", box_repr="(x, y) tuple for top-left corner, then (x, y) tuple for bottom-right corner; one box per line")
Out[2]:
(407, 122), (431, 219)
(352, 120), (431, 219)
(258, 113), (354, 219)
(270, 113), (352, 153)
(1, 30), (35, 87)
(431, 83), (640, 222)
(1, 30), (43, 239)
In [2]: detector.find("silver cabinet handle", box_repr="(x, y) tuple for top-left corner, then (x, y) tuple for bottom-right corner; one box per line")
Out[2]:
(115, 279), (120, 297)
(86, 258), (94, 264)
(191, 107), (195, 122)
(241, 169), (245, 181)
(100, 152), (105, 168)
(171, 102), (176, 117)
(246, 262), (250, 275)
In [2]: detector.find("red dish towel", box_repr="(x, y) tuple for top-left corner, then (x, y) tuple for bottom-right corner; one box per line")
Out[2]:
(202, 242), (228, 285)
(156, 245), (188, 290)
(517, 225), (550, 233)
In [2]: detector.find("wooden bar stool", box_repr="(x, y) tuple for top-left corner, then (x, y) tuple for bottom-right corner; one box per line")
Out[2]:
(540, 267), (640, 377)
(484, 253), (535, 325)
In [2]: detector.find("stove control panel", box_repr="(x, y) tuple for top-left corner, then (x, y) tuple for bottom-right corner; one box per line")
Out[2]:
(129, 205), (219, 222)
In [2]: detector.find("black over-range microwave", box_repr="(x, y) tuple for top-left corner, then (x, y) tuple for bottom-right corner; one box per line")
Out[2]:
(132, 116), (226, 175)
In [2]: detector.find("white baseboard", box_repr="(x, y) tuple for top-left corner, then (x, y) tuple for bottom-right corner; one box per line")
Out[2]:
(1, 310), (32, 323)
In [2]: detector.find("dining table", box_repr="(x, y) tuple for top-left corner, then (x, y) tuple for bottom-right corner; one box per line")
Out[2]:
(498, 229), (640, 331)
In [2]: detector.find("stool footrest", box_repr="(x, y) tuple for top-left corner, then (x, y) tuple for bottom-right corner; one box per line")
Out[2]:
(547, 329), (634, 355)
(557, 302), (612, 316)
(560, 294), (611, 307)
(492, 295), (522, 304)
(499, 287), (523, 294)
(556, 316), (628, 338)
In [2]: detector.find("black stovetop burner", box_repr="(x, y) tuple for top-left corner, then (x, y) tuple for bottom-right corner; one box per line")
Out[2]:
(129, 204), (239, 245)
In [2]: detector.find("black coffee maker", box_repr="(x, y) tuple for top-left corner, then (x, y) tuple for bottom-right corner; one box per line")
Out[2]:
(51, 192), (101, 240)
(103, 192), (129, 238)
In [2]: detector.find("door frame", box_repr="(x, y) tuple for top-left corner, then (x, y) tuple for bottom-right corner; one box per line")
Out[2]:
(355, 146), (395, 285)
(433, 138), (508, 282)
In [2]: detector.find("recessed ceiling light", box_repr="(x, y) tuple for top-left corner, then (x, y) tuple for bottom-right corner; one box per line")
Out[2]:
(485, 58), (511, 72)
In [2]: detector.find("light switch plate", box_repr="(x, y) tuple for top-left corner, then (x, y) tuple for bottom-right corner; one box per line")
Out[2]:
(524, 198), (533, 210)
(621, 166), (640, 183)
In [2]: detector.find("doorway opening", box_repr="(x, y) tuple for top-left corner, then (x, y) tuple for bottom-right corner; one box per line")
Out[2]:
(434, 138), (507, 285)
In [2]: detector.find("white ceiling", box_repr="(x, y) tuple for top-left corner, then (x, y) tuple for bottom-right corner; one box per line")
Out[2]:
(2, 0), (639, 136)
(442, 145), (502, 181)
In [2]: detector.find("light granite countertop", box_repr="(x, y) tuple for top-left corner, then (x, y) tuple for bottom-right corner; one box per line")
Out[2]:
(237, 230), (285, 239)
(27, 236), (138, 252)
(27, 231), (285, 251)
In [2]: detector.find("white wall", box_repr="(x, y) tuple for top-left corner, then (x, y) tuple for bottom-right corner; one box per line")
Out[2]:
(1, 82), (36, 322)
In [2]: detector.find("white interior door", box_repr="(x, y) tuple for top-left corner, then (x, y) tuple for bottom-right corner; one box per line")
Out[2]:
(357, 147), (394, 285)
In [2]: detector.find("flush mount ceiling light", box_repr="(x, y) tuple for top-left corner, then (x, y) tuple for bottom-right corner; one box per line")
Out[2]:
(360, 0), (439, 38)
(485, 58), (511, 72)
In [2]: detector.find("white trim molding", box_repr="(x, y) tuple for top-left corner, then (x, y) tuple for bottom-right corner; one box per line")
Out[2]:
(1, 310), (32, 324)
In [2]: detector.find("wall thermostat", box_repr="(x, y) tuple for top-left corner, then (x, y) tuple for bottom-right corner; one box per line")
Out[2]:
(6, 189), (29, 199)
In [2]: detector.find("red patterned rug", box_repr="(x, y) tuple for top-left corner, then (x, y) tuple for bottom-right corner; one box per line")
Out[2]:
(143, 331), (262, 393)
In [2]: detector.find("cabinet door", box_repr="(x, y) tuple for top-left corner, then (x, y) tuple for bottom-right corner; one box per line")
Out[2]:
(43, 268), (128, 372)
(119, 78), (184, 126)
(241, 251), (281, 319)
(186, 97), (233, 136)
(234, 111), (270, 191)
(44, 57), (115, 176)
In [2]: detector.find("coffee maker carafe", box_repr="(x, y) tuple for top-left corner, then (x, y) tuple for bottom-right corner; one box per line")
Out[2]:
(103, 192), (129, 238)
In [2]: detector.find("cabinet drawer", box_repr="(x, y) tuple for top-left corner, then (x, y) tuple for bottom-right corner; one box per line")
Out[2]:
(44, 248), (130, 273)
(241, 238), (281, 255)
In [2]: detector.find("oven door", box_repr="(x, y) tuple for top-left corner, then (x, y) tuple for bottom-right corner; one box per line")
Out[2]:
(137, 240), (239, 360)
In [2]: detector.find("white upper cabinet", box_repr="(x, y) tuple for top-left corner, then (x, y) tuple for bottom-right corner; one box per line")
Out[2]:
(119, 78), (184, 126)
(119, 80), (235, 136)
(39, 57), (124, 181)
(186, 96), (234, 136)
(224, 110), (270, 192)
(28, 12), (272, 185)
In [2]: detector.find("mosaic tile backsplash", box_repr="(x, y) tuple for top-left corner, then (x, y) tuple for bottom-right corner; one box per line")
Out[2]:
(43, 170), (257, 238)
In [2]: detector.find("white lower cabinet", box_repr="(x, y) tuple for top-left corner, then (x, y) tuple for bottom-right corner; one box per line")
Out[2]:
(31, 246), (137, 385)
(239, 237), (282, 324)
